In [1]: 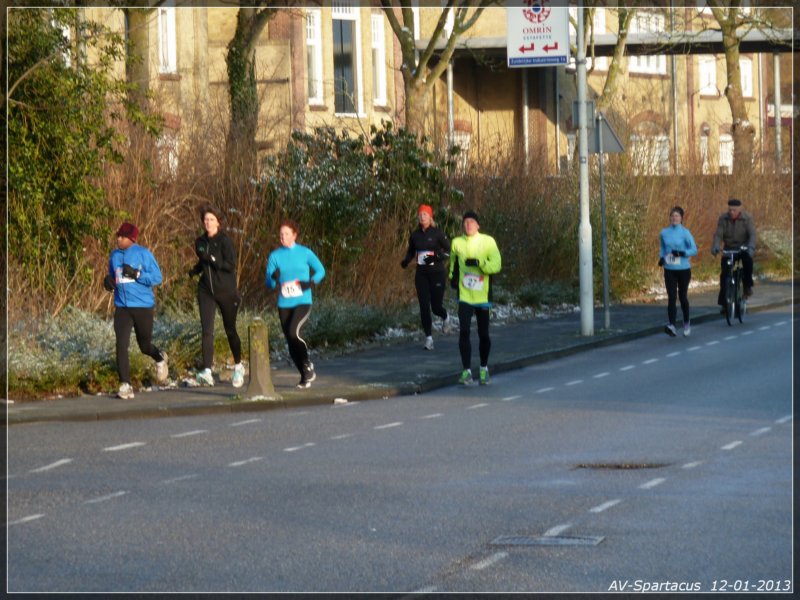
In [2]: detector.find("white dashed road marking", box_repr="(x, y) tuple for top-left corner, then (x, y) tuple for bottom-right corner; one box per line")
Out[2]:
(724, 335), (738, 341)
(776, 415), (792, 424)
(30, 458), (72, 473)
(161, 474), (198, 484)
(758, 326), (771, 331)
(501, 395), (521, 401)
(331, 433), (353, 440)
(749, 427), (771, 436)
(536, 387), (554, 393)
(8, 514), (45, 526)
(374, 422), (403, 430)
(682, 461), (703, 469)
(742, 331), (753, 336)
(84, 491), (128, 504)
(284, 443), (316, 453)
(103, 442), (145, 452)
(593, 372), (610, 379)
(229, 419), (261, 427)
(565, 379), (583, 386)
(544, 523), (573, 537)
(705, 341), (719, 346)
(228, 457), (265, 467)
(642, 358), (658, 365)
(171, 430), (208, 438)
(589, 499), (621, 513)
(619, 365), (635, 372)
(721, 441), (743, 451)
(639, 478), (666, 490)
(666, 351), (681, 358)
(687, 346), (701, 352)
(466, 403), (489, 410)
(421, 413), (443, 419)
(470, 552), (508, 571)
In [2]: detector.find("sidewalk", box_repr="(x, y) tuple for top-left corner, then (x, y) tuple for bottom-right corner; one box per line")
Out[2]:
(5, 280), (793, 425)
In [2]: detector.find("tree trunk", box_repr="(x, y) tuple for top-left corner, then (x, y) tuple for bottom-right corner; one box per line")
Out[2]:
(720, 26), (755, 174)
(404, 81), (431, 137)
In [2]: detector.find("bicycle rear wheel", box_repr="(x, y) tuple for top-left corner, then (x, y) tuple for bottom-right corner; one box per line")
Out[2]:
(735, 274), (746, 323)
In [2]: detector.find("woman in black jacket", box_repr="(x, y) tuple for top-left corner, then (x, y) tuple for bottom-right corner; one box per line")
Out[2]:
(190, 205), (244, 387)
(401, 204), (451, 350)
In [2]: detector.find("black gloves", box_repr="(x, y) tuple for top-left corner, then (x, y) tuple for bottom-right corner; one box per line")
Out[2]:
(450, 278), (458, 290)
(400, 258), (410, 269)
(103, 274), (116, 291)
(271, 268), (281, 282)
(122, 263), (140, 280)
(423, 255), (435, 265)
(672, 250), (685, 257)
(300, 280), (313, 291)
(464, 258), (479, 267)
(657, 257), (664, 267)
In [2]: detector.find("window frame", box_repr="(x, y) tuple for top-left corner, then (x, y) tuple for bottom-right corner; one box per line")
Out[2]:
(698, 55), (718, 97)
(371, 13), (387, 107)
(306, 7), (324, 106)
(739, 56), (753, 98)
(158, 5), (177, 75)
(627, 11), (667, 76)
(332, 1), (364, 116)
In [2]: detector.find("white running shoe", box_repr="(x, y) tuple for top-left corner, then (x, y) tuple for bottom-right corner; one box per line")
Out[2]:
(232, 363), (245, 388)
(441, 315), (450, 334)
(664, 324), (677, 337)
(154, 352), (169, 384)
(196, 368), (214, 386)
(117, 382), (135, 399)
(424, 336), (434, 351)
(683, 323), (691, 337)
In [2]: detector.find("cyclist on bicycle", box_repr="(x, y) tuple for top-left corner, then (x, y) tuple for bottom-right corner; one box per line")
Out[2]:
(711, 198), (756, 311)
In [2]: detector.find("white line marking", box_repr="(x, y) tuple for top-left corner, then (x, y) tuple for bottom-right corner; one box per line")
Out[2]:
(470, 552), (508, 571)
(501, 395), (521, 401)
(229, 419), (261, 427)
(565, 379), (583, 386)
(742, 331), (753, 336)
(705, 340), (719, 346)
(758, 326), (771, 331)
(593, 372), (610, 379)
(721, 441), (743, 451)
(331, 433), (353, 440)
(774, 321), (787, 326)
(589, 499), (621, 513)
(687, 345), (701, 352)
(666, 351), (681, 358)
(466, 403), (489, 410)
(642, 358), (658, 365)
(619, 365), (635, 371)
(536, 387), (554, 393)
(283, 443), (316, 453)
(103, 442), (145, 452)
(85, 491), (128, 504)
(639, 477), (666, 490)
(723, 335), (738, 340)
(374, 422), (403, 430)
(30, 458), (72, 473)
(161, 474), (198, 484)
(544, 523), (573, 537)
(228, 457), (265, 467)
(749, 427), (771, 437)
(171, 430), (208, 438)
(8, 514), (45, 526)
(776, 415), (792, 424)
(682, 461), (703, 469)
(421, 413), (443, 419)
(410, 586), (438, 594)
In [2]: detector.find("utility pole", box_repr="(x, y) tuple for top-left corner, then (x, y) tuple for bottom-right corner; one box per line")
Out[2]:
(577, 4), (593, 336)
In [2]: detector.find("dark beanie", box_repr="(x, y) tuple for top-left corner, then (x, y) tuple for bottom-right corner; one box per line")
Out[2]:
(462, 210), (480, 225)
(727, 198), (742, 207)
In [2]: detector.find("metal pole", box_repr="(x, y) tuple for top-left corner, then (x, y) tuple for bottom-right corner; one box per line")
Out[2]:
(577, 4), (594, 336)
(773, 52), (782, 172)
(522, 69), (530, 171)
(555, 68), (561, 175)
(669, 1), (679, 174)
(447, 60), (455, 150)
(597, 112), (610, 330)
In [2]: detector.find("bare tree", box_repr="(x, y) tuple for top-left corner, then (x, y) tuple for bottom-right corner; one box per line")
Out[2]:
(379, 2), (493, 136)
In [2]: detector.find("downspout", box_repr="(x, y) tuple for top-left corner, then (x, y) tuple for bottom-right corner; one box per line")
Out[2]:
(773, 52), (782, 172)
(555, 68), (561, 174)
(447, 60), (454, 151)
(669, 1), (679, 173)
(522, 69), (529, 172)
(757, 52), (764, 174)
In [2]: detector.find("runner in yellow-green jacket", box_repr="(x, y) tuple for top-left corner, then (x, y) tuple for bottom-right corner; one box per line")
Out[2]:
(449, 211), (502, 386)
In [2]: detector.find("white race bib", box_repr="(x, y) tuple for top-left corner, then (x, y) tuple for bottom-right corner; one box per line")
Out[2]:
(417, 251), (434, 265)
(462, 272), (484, 291)
(666, 254), (681, 266)
(281, 280), (304, 298)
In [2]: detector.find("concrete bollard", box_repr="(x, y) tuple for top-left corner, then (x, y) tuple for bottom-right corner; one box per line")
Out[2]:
(245, 318), (276, 398)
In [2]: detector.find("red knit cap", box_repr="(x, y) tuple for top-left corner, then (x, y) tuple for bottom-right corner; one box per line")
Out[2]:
(116, 222), (139, 242)
(418, 204), (433, 218)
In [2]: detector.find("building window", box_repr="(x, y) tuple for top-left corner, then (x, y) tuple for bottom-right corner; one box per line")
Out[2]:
(371, 14), (387, 106)
(306, 8), (323, 105)
(628, 11), (666, 75)
(567, 7), (608, 71)
(699, 128), (710, 174)
(698, 55), (717, 96)
(719, 133), (734, 174)
(158, 6), (177, 74)
(739, 57), (753, 98)
(630, 133), (670, 175)
(332, 1), (362, 115)
(157, 130), (179, 179)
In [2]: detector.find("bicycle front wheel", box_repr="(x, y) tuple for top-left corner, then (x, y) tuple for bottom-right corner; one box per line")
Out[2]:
(736, 276), (746, 323)
(725, 277), (735, 326)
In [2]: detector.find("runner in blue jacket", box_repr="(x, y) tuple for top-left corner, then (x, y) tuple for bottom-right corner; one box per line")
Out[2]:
(104, 222), (168, 398)
(659, 206), (698, 337)
(265, 220), (325, 388)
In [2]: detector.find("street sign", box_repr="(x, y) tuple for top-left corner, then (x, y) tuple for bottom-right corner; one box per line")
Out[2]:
(506, 1), (570, 68)
(588, 112), (625, 154)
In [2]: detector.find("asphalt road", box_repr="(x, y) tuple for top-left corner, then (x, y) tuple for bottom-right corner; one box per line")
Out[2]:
(6, 306), (793, 593)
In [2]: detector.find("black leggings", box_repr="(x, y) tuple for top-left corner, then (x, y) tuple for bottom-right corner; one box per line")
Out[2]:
(279, 304), (312, 375)
(458, 302), (491, 369)
(198, 287), (242, 369)
(114, 306), (164, 383)
(415, 269), (448, 336)
(663, 268), (691, 325)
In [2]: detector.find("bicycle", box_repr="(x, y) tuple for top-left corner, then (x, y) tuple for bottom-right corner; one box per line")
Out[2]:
(721, 247), (748, 326)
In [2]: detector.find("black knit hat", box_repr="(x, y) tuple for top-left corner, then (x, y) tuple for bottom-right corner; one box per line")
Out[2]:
(462, 210), (480, 225)
(727, 198), (742, 207)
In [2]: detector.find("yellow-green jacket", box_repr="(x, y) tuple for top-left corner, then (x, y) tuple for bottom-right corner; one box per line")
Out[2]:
(449, 232), (502, 306)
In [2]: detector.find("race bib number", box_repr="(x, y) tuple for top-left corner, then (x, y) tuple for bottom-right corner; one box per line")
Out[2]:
(462, 272), (484, 291)
(116, 267), (136, 284)
(417, 251), (434, 265)
(665, 254), (681, 266)
(281, 280), (304, 298)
